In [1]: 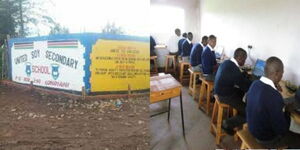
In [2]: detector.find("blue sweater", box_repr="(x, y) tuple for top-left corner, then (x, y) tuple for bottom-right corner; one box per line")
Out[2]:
(201, 46), (217, 74)
(150, 36), (156, 56)
(190, 43), (204, 66)
(181, 40), (193, 57)
(214, 60), (252, 96)
(246, 80), (290, 141)
(178, 38), (186, 56)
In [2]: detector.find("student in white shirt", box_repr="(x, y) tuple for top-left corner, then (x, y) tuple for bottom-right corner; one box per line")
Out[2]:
(167, 28), (181, 55)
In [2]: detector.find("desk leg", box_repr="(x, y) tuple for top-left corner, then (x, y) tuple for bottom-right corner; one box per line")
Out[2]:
(168, 98), (171, 122)
(180, 92), (185, 136)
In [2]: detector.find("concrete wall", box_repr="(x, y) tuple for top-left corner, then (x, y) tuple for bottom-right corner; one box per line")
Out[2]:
(199, 0), (300, 85)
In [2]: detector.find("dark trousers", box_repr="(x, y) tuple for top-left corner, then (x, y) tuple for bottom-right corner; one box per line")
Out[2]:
(169, 52), (178, 56)
(150, 50), (156, 56)
(203, 74), (215, 82)
(219, 88), (246, 129)
(257, 131), (300, 148)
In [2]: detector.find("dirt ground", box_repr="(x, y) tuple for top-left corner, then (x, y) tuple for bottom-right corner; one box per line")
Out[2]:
(0, 83), (149, 150)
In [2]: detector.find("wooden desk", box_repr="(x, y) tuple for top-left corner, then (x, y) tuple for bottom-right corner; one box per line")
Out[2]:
(150, 74), (185, 136)
(279, 81), (300, 125)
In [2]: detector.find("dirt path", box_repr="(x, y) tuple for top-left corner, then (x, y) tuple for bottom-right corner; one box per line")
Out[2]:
(0, 84), (149, 150)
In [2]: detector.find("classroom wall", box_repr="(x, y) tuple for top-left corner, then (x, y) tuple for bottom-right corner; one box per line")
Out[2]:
(151, 0), (201, 44)
(199, 0), (300, 85)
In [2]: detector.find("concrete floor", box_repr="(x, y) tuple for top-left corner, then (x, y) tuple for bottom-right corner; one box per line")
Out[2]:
(150, 86), (240, 150)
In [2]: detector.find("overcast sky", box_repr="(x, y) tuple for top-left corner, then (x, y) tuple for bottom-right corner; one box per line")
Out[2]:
(36, 0), (149, 36)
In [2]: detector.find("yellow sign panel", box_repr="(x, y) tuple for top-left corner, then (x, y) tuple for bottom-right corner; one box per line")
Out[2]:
(90, 39), (150, 92)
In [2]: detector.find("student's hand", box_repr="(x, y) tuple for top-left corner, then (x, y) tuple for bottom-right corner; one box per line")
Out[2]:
(275, 83), (282, 92)
(242, 71), (250, 78)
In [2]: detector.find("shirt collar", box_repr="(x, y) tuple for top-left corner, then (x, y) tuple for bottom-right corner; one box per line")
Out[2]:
(230, 58), (239, 67)
(207, 45), (214, 51)
(199, 42), (204, 48)
(187, 39), (192, 44)
(260, 76), (277, 90)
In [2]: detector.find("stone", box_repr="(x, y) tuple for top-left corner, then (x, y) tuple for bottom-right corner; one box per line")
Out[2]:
(87, 131), (91, 136)
(128, 113), (135, 117)
(138, 120), (144, 125)
(17, 116), (22, 120)
(94, 101), (99, 106)
(124, 122), (131, 126)
(28, 113), (34, 117)
(11, 108), (16, 112)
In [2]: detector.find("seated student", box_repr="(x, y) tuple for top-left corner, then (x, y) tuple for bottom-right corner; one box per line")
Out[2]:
(177, 33), (187, 57)
(190, 36), (208, 72)
(167, 28), (181, 55)
(150, 36), (156, 56)
(246, 57), (300, 148)
(201, 35), (218, 81)
(214, 48), (252, 134)
(181, 32), (193, 62)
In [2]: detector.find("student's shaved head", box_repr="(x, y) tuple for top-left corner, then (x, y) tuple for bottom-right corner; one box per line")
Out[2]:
(234, 48), (247, 59)
(264, 56), (284, 83)
(234, 48), (247, 66)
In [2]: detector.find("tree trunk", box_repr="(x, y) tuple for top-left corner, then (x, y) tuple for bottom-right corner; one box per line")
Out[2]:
(19, 0), (25, 37)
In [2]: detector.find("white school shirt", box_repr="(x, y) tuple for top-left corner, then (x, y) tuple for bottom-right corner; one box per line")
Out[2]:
(167, 35), (181, 53)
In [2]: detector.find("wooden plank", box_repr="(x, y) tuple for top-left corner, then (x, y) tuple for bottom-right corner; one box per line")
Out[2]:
(150, 87), (181, 103)
(150, 74), (181, 92)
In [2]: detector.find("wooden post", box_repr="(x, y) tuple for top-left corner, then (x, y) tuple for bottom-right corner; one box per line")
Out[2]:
(128, 84), (132, 95)
(1, 47), (3, 80)
(82, 86), (86, 100)
(2, 35), (10, 80)
(30, 81), (34, 91)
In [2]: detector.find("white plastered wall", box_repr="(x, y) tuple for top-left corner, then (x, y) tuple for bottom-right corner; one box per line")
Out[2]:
(151, 0), (202, 44)
(199, 0), (300, 85)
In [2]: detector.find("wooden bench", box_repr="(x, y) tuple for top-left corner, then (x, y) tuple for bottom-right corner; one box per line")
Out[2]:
(150, 56), (158, 75)
(188, 68), (201, 99)
(165, 55), (177, 74)
(210, 95), (237, 145)
(179, 61), (190, 84)
(237, 128), (287, 149)
(198, 75), (214, 114)
(237, 129), (265, 149)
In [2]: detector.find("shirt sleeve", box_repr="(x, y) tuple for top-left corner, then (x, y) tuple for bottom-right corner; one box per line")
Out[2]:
(234, 67), (252, 92)
(211, 51), (217, 65)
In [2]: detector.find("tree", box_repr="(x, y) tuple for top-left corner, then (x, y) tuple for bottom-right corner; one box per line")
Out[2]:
(101, 22), (124, 35)
(49, 23), (69, 35)
(0, 0), (56, 45)
(0, 0), (18, 46)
